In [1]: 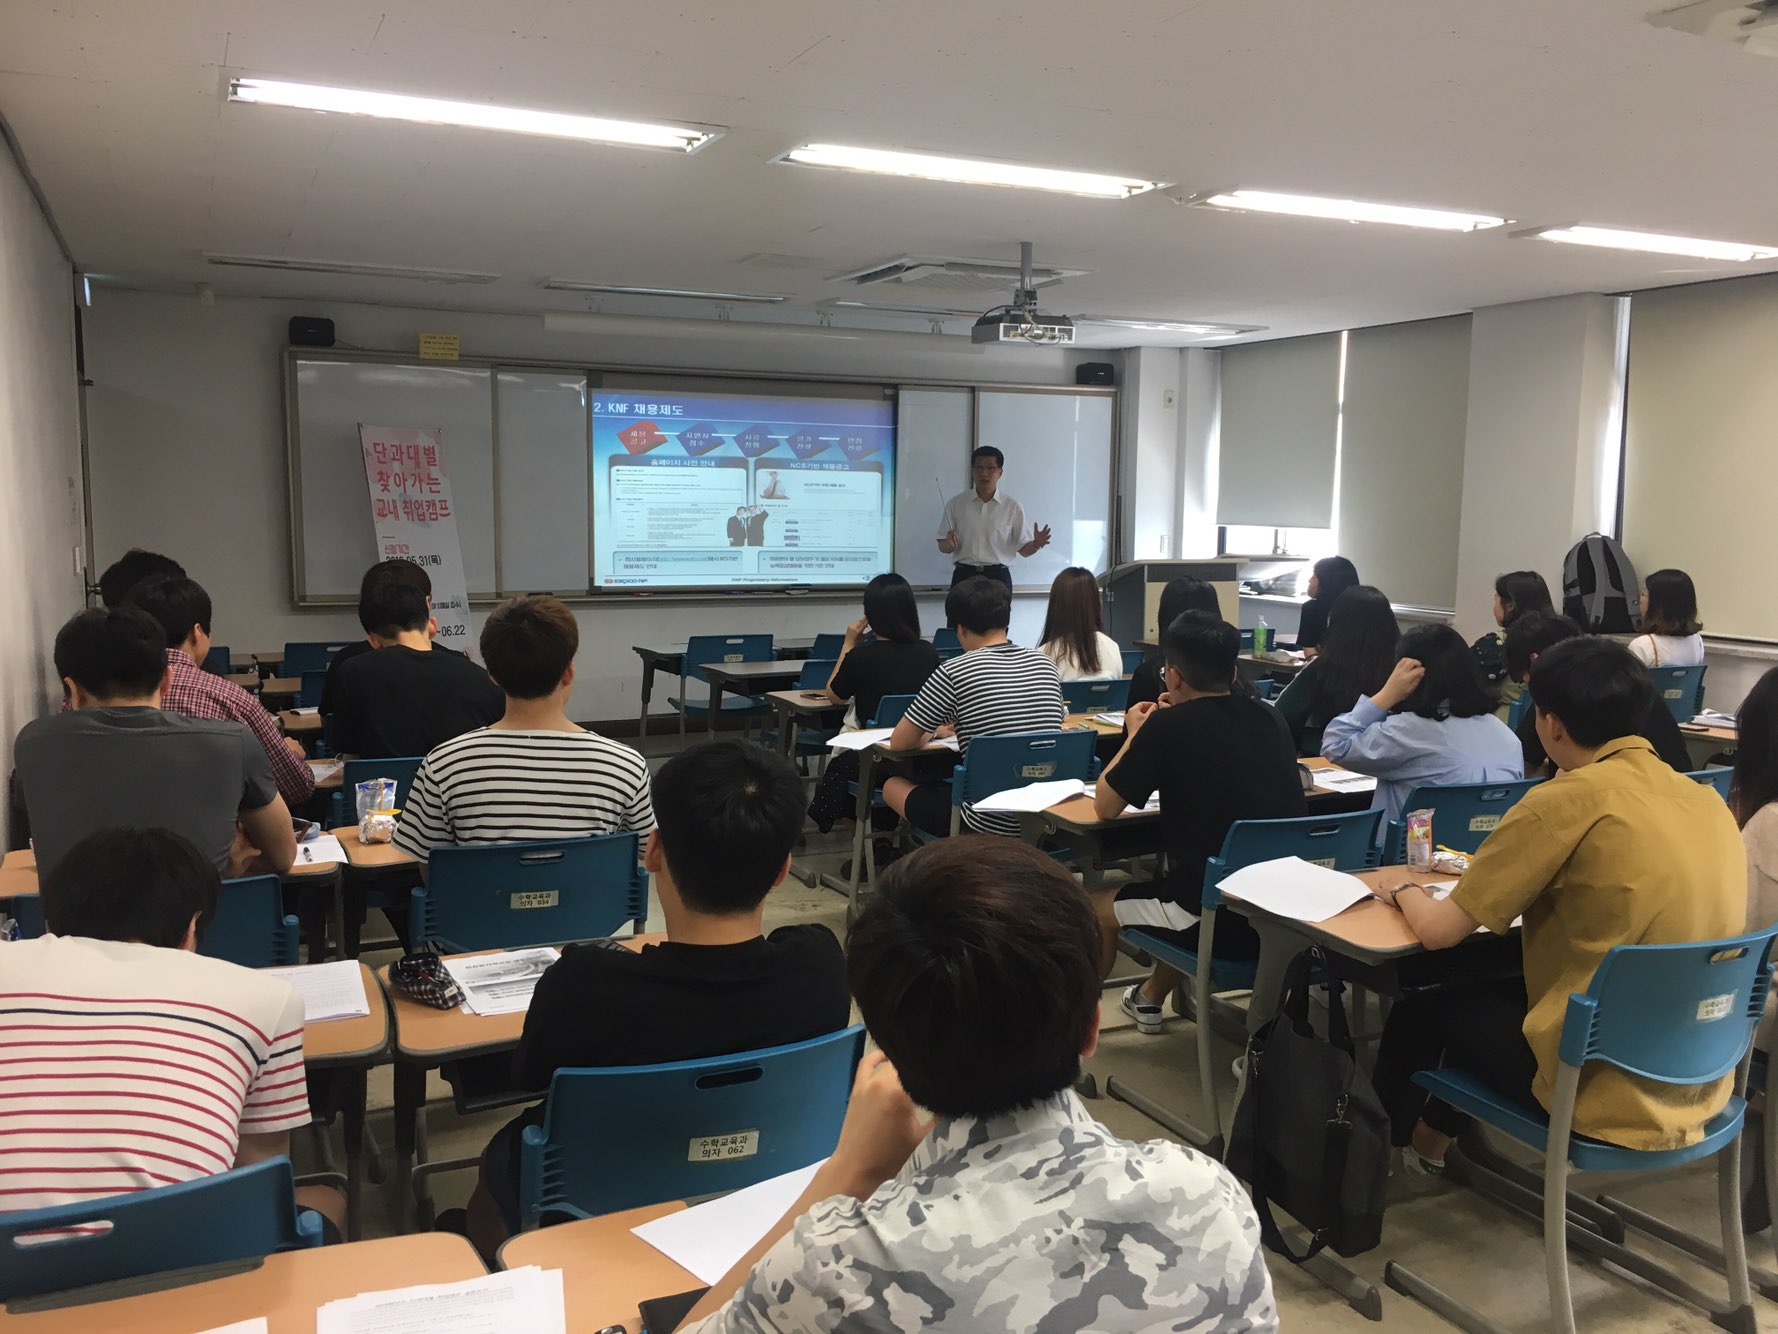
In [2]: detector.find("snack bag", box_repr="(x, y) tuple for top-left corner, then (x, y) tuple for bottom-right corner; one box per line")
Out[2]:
(356, 777), (400, 844)
(1405, 808), (1434, 873)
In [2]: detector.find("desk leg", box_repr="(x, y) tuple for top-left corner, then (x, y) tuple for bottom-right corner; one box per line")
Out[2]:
(775, 700), (796, 759)
(638, 658), (656, 741)
(708, 680), (724, 738)
(846, 750), (875, 917)
(1244, 918), (1314, 1034)
(393, 1059), (423, 1232)
(344, 1066), (366, 1240)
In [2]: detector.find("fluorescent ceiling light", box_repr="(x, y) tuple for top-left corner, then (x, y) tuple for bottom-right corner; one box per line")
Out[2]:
(203, 253), (499, 283)
(542, 280), (786, 302)
(1078, 316), (1264, 338)
(776, 143), (1163, 198)
(228, 77), (721, 152)
(1195, 188), (1506, 232)
(1526, 224), (1778, 263)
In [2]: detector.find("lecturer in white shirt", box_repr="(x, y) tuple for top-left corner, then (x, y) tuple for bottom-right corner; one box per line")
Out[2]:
(936, 446), (1052, 592)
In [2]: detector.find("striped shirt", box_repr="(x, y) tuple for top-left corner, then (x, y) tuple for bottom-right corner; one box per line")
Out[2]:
(0, 935), (309, 1215)
(394, 727), (655, 861)
(903, 642), (1065, 835)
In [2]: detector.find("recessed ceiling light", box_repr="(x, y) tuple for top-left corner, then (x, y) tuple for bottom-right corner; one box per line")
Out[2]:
(776, 143), (1164, 198)
(1190, 188), (1506, 232)
(228, 77), (722, 153)
(1077, 316), (1265, 338)
(541, 280), (787, 302)
(203, 253), (499, 283)
(1524, 224), (1778, 263)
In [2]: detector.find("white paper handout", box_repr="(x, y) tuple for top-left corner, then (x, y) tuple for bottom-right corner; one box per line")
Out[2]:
(1693, 709), (1737, 729)
(1312, 767), (1380, 793)
(308, 757), (345, 780)
(828, 728), (958, 752)
(1215, 857), (1374, 923)
(442, 948), (561, 1017)
(295, 833), (349, 868)
(971, 779), (1088, 813)
(195, 1320), (269, 1334)
(316, 1265), (564, 1334)
(632, 1161), (825, 1285)
(1082, 783), (1161, 815)
(262, 959), (370, 1022)
(1094, 711), (1126, 727)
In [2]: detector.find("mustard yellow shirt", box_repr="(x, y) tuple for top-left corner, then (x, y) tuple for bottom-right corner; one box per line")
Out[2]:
(1452, 736), (1744, 1150)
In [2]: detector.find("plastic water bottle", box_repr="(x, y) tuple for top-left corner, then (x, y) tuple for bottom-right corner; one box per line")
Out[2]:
(1254, 617), (1272, 656)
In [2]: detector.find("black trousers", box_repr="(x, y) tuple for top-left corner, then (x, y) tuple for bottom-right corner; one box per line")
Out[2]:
(950, 562), (1012, 590)
(1371, 974), (1541, 1147)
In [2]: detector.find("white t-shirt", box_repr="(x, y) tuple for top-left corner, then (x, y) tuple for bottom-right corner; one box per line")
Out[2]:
(937, 490), (1029, 568)
(1627, 632), (1704, 668)
(1041, 631), (1124, 681)
(0, 935), (309, 1214)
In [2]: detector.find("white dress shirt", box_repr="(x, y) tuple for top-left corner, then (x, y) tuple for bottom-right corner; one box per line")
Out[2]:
(938, 489), (1029, 567)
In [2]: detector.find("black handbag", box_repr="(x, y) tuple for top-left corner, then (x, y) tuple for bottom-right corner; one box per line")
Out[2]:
(1225, 946), (1390, 1260)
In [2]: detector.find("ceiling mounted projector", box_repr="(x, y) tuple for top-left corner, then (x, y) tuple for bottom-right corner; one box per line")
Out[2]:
(971, 242), (1076, 345)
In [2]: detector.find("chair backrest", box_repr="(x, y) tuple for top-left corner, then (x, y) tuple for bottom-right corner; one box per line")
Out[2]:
(0, 1158), (321, 1301)
(332, 756), (425, 827)
(1559, 928), (1778, 1086)
(932, 626), (961, 652)
(1687, 767), (1734, 801)
(936, 646), (964, 661)
(1239, 628), (1255, 650)
(1061, 678), (1132, 713)
(201, 644), (231, 675)
(7, 894), (44, 938)
(297, 669), (327, 709)
(1647, 664), (1708, 722)
(414, 833), (647, 952)
(519, 1026), (866, 1225)
(809, 632), (846, 661)
(1386, 777), (1544, 862)
(870, 693), (916, 728)
(1202, 810), (1384, 911)
(1253, 678), (1277, 701)
(796, 658), (837, 691)
(1120, 648), (1144, 675)
(950, 730), (1098, 809)
(682, 634), (773, 685)
(198, 875), (298, 968)
(1506, 691), (1534, 731)
(281, 641), (354, 677)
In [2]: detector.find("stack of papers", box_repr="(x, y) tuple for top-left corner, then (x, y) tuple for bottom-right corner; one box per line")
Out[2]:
(296, 833), (349, 867)
(316, 1267), (564, 1334)
(633, 1162), (824, 1284)
(972, 779), (1088, 813)
(308, 757), (345, 781)
(262, 959), (370, 1022)
(442, 948), (561, 1017)
(1082, 783), (1161, 815)
(291, 706), (320, 716)
(1312, 767), (1379, 793)
(1692, 709), (1738, 729)
(828, 728), (958, 752)
(1215, 857), (1374, 923)
(1094, 711), (1126, 727)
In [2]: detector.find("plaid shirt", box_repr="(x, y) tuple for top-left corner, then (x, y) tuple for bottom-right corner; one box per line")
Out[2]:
(160, 649), (315, 808)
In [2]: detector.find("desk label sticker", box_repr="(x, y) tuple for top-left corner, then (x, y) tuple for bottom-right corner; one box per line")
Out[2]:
(1019, 763), (1058, 780)
(1468, 814), (1502, 834)
(689, 1130), (759, 1162)
(1309, 857), (1336, 868)
(1698, 993), (1734, 1022)
(511, 890), (560, 911)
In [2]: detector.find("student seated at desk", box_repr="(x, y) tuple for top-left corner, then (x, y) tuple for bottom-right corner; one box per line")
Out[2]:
(124, 575), (315, 810)
(1628, 567), (1706, 668)
(15, 608), (296, 876)
(320, 557), (457, 719)
(679, 839), (1278, 1334)
(1370, 638), (1744, 1178)
(0, 827), (344, 1238)
(95, 546), (183, 608)
(459, 740), (849, 1257)
(1037, 565), (1122, 681)
(882, 577), (1064, 839)
(1128, 576), (1219, 709)
(1320, 623), (1522, 827)
(1272, 584), (1398, 757)
(807, 573), (939, 834)
(330, 580), (503, 759)
(1292, 554), (1359, 656)
(1092, 612), (1306, 1035)
(1734, 667), (1778, 1051)
(1503, 612), (1690, 775)
(394, 596), (652, 861)
(1471, 570), (1554, 722)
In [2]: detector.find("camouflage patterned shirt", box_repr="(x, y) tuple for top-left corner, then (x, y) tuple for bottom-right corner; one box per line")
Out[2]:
(679, 1089), (1278, 1333)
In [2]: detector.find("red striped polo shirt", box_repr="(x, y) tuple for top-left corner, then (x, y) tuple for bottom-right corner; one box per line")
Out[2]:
(0, 935), (310, 1214)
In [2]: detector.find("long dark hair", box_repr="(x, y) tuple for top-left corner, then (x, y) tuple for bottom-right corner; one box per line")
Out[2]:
(1310, 586), (1400, 724)
(1311, 556), (1359, 606)
(1039, 567), (1106, 673)
(1734, 667), (1778, 827)
(862, 572), (921, 643)
(1494, 570), (1553, 626)
(1642, 568), (1702, 637)
(1395, 623), (1499, 720)
(1157, 576), (1221, 631)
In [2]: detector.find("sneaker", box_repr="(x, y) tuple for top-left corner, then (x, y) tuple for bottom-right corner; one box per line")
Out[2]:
(1121, 985), (1163, 1035)
(1399, 1147), (1446, 1183)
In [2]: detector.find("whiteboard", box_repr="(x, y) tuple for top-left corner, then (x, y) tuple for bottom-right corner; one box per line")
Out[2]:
(977, 390), (1115, 587)
(892, 387), (976, 587)
(495, 370), (590, 593)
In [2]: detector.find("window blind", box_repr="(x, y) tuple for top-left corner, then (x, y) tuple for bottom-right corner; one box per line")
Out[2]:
(1216, 333), (1341, 529)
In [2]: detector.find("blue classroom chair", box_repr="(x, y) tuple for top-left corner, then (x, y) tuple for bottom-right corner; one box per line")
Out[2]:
(870, 694), (916, 729)
(932, 626), (961, 653)
(936, 646), (964, 661)
(1062, 678), (1132, 714)
(517, 1026), (866, 1228)
(1253, 678), (1277, 701)
(412, 833), (648, 953)
(1506, 691), (1534, 731)
(935, 729), (1098, 839)
(297, 669), (327, 710)
(0, 1158), (322, 1302)
(760, 659), (839, 761)
(329, 756), (424, 830)
(202, 644), (231, 675)
(1385, 928), (1778, 1334)
(5, 876), (296, 968)
(1688, 767), (1734, 801)
(281, 641), (355, 678)
(667, 633), (774, 738)
(1110, 809), (1383, 1156)
(1121, 648), (1145, 675)
(1384, 777), (1544, 864)
(809, 632), (846, 661)
(1648, 664), (1708, 723)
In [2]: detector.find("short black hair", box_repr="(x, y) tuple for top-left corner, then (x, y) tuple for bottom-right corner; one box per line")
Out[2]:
(1503, 611), (1583, 682)
(1156, 576), (1220, 631)
(1528, 636), (1656, 748)
(944, 576), (1011, 635)
(1494, 570), (1554, 625)
(861, 573), (921, 644)
(847, 840), (1101, 1118)
(1642, 568), (1702, 637)
(970, 446), (1004, 469)
(123, 575), (212, 649)
(1161, 610), (1238, 693)
(1311, 556), (1360, 604)
(358, 580), (430, 638)
(97, 550), (184, 610)
(1394, 623), (1499, 720)
(650, 740), (804, 913)
(42, 827), (220, 948)
(54, 607), (168, 700)
(480, 595), (576, 699)
(360, 557), (431, 600)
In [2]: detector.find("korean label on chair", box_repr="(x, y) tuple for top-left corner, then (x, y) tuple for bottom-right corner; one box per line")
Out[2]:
(511, 890), (560, 910)
(1468, 815), (1502, 834)
(689, 1130), (759, 1162)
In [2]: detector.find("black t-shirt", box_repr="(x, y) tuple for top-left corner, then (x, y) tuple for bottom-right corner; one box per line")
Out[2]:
(1515, 699), (1692, 776)
(513, 924), (850, 1089)
(1104, 695), (1306, 907)
(1128, 654), (1166, 710)
(320, 639), (463, 719)
(830, 639), (941, 727)
(1294, 596), (1332, 651)
(330, 643), (504, 758)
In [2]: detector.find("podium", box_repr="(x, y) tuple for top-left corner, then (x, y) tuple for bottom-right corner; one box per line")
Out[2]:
(1102, 557), (1305, 646)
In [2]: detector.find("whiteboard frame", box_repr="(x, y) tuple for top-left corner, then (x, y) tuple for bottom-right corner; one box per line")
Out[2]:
(284, 347), (1119, 607)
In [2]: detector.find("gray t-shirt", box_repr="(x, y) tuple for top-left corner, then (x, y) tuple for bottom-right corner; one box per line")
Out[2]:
(15, 707), (279, 874)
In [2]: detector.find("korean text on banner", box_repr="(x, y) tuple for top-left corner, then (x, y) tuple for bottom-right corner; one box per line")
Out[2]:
(358, 424), (473, 652)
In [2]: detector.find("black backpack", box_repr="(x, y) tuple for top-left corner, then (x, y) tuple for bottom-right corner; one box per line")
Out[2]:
(1562, 533), (1640, 634)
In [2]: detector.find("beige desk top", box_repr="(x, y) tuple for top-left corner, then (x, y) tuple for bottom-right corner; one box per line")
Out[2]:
(260, 676), (302, 696)
(328, 826), (419, 869)
(1220, 864), (1444, 957)
(279, 710), (323, 735)
(764, 687), (845, 716)
(498, 1200), (698, 1334)
(1044, 756), (1354, 830)
(1, 847), (36, 898)
(0, 1232), (486, 1333)
(225, 671), (261, 690)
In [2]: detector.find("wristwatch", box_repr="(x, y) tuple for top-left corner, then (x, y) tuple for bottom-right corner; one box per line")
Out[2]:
(1383, 884), (1405, 910)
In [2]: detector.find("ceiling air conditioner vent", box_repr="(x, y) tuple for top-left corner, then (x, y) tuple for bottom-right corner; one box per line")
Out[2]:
(830, 254), (1088, 294)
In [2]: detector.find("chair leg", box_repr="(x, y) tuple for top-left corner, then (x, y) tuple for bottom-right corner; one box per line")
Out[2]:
(1544, 1150), (1578, 1334)
(1719, 1135), (1758, 1329)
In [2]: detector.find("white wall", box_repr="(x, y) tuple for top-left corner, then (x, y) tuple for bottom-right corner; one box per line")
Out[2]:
(83, 289), (1109, 723)
(0, 141), (84, 841)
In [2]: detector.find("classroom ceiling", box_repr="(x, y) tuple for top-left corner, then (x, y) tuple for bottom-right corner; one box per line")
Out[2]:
(6, 0), (1778, 346)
